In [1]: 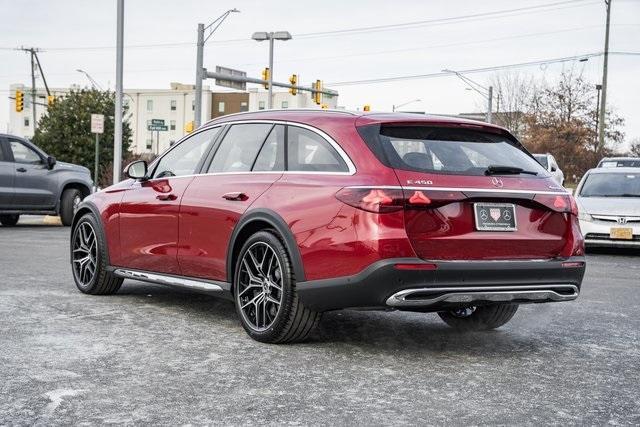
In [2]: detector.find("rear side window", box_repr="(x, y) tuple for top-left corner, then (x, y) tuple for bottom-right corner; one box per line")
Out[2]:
(287, 126), (348, 172)
(359, 125), (546, 176)
(253, 125), (285, 172)
(208, 124), (272, 173)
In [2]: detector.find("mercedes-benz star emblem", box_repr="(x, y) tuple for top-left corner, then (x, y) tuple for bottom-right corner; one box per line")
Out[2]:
(491, 177), (504, 188)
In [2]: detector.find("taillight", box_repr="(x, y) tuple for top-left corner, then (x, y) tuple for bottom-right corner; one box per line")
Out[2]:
(534, 194), (578, 215)
(335, 188), (404, 213)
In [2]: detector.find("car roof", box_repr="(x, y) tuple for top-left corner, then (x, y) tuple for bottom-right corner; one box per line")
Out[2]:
(203, 109), (510, 134)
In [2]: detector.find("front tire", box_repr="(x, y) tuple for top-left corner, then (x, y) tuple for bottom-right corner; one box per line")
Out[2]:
(71, 213), (122, 295)
(0, 214), (20, 226)
(234, 230), (321, 343)
(438, 304), (518, 331)
(60, 188), (83, 226)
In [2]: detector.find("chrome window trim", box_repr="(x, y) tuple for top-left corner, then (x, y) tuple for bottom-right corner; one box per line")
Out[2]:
(345, 185), (570, 196)
(144, 119), (356, 181)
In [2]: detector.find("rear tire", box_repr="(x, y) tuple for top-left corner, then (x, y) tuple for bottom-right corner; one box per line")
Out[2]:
(233, 230), (321, 344)
(71, 213), (122, 295)
(60, 188), (83, 226)
(438, 304), (518, 331)
(0, 214), (20, 226)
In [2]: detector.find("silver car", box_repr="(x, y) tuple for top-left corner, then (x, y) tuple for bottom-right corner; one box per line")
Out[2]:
(576, 167), (640, 248)
(534, 153), (564, 186)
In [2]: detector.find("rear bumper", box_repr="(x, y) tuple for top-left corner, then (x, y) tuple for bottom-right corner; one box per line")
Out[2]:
(296, 257), (585, 312)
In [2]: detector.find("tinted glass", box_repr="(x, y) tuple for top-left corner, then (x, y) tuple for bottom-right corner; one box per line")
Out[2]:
(600, 159), (640, 168)
(152, 127), (219, 178)
(580, 173), (640, 198)
(0, 143), (4, 161)
(253, 125), (285, 172)
(287, 126), (348, 172)
(208, 124), (272, 173)
(9, 140), (41, 164)
(371, 126), (545, 176)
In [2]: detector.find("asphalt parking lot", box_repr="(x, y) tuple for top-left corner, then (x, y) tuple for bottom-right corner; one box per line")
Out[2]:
(1, 219), (639, 425)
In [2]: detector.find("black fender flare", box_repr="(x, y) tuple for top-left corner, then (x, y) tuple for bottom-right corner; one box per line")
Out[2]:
(226, 208), (306, 284)
(71, 200), (111, 265)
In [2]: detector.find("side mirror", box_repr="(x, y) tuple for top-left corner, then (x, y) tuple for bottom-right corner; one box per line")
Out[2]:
(46, 156), (56, 170)
(124, 160), (148, 180)
(550, 166), (557, 172)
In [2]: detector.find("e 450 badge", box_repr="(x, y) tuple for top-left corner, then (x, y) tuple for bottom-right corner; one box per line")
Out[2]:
(406, 179), (433, 185)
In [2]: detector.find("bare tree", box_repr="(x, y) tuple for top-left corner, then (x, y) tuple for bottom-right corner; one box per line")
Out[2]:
(490, 72), (534, 138)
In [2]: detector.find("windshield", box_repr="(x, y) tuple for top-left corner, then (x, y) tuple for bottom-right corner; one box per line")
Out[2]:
(580, 173), (640, 197)
(364, 126), (547, 176)
(534, 155), (548, 169)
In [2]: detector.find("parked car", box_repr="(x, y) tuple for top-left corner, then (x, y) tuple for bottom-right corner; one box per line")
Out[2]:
(534, 153), (564, 185)
(0, 134), (93, 226)
(575, 167), (640, 248)
(69, 110), (586, 343)
(597, 157), (640, 168)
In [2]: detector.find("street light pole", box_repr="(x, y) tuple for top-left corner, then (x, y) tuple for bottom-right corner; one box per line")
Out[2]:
(443, 69), (493, 123)
(252, 31), (293, 110)
(113, 0), (124, 185)
(598, 0), (612, 150)
(194, 9), (240, 128)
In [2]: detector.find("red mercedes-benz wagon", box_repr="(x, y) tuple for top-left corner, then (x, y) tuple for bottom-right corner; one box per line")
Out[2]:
(70, 110), (585, 343)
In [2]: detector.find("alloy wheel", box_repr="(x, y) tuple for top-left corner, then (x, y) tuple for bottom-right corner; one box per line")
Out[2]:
(73, 195), (82, 213)
(72, 222), (97, 287)
(237, 242), (284, 332)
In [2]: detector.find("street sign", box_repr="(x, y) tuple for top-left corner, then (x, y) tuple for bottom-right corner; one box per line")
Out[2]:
(147, 125), (168, 132)
(151, 119), (165, 126)
(91, 114), (104, 134)
(215, 66), (247, 91)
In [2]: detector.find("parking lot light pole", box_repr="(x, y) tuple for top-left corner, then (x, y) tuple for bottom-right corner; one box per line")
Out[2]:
(194, 9), (240, 128)
(443, 69), (493, 124)
(252, 31), (292, 109)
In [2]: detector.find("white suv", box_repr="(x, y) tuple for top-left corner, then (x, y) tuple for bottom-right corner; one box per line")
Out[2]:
(534, 153), (564, 186)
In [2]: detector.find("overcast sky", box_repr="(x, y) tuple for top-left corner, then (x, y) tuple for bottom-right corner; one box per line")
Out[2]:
(1, 0), (639, 146)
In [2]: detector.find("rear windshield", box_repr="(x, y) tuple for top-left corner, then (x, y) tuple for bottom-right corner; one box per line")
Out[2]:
(599, 159), (640, 168)
(359, 125), (546, 177)
(580, 173), (640, 197)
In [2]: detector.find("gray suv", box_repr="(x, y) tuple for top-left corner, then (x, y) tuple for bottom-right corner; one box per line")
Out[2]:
(0, 134), (93, 226)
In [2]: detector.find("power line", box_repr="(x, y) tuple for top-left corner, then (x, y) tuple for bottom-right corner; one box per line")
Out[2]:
(3, 0), (599, 52)
(327, 52), (640, 86)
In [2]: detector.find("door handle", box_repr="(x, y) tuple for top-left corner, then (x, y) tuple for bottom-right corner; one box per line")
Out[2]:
(156, 194), (177, 201)
(16, 167), (27, 173)
(222, 192), (248, 201)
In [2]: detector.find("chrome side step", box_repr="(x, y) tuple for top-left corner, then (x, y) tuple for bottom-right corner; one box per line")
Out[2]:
(386, 284), (579, 308)
(113, 268), (225, 293)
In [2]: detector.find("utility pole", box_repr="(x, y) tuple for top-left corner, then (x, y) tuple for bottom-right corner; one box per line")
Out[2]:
(598, 0), (611, 150)
(194, 23), (205, 128)
(268, 37), (274, 109)
(114, 0), (124, 184)
(30, 50), (37, 133)
(487, 86), (493, 124)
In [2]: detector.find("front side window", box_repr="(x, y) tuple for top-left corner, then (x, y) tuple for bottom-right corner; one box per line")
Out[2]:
(287, 126), (348, 172)
(580, 173), (640, 198)
(362, 126), (546, 177)
(534, 154), (549, 169)
(208, 124), (272, 173)
(152, 127), (220, 178)
(9, 140), (41, 164)
(253, 125), (285, 172)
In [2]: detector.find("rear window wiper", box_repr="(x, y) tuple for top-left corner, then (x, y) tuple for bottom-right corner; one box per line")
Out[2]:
(484, 165), (538, 176)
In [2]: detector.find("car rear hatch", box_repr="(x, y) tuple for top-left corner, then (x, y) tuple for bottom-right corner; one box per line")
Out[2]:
(356, 122), (583, 261)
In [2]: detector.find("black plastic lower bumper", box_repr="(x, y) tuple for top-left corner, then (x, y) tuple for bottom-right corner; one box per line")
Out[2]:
(295, 257), (586, 312)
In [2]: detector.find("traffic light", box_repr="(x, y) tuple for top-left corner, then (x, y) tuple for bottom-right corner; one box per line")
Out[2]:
(289, 74), (298, 95)
(47, 95), (55, 107)
(261, 67), (270, 89)
(321, 104), (329, 109)
(184, 121), (195, 134)
(15, 90), (24, 112)
(313, 80), (322, 105)
(363, 104), (371, 112)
